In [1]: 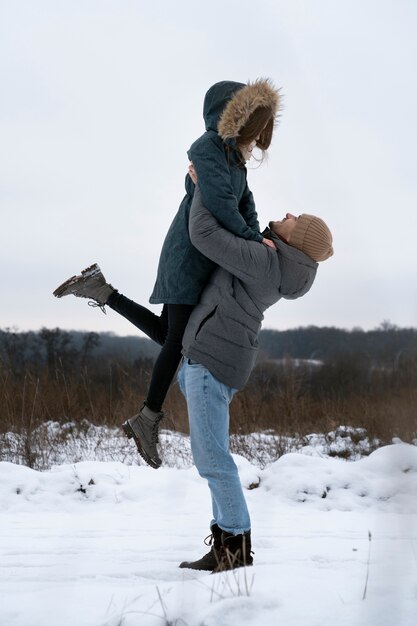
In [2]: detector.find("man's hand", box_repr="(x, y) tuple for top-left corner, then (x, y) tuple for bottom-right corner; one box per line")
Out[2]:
(188, 162), (197, 185)
(262, 237), (276, 249)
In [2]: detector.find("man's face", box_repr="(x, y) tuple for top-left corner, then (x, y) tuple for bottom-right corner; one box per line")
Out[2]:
(269, 213), (298, 243)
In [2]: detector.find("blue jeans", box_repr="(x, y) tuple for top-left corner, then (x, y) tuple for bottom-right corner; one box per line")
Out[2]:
(177, 359), (251, 535)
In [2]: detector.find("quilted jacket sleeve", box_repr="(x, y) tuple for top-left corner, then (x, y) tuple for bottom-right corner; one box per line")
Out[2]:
(188, 134), (263, 243)
(238, 179), (260, 233)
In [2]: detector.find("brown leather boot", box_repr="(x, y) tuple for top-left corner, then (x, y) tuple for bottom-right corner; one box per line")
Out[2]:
(212, 530), (253, 573)
(179, 524), (222, 571)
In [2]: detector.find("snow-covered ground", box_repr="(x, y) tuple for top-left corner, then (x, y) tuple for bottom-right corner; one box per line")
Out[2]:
(1, 442), (416, 626)
(0, 421), (384, 470)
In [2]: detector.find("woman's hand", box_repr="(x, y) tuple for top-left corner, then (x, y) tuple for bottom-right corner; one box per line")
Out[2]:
(188, 162), (198, 185)
(262, 237), (276, 249)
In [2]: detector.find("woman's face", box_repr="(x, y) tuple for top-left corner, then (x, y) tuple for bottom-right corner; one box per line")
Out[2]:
(238, 139), (258, 162)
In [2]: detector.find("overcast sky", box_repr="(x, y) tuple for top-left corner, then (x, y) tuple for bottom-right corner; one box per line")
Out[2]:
(1, 0), (416, 337)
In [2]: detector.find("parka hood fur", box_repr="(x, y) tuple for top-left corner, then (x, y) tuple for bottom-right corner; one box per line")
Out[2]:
(217, 78), (282, 140)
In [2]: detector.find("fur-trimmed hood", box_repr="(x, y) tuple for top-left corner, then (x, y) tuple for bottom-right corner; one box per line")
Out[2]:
(202, 79), (281, 140)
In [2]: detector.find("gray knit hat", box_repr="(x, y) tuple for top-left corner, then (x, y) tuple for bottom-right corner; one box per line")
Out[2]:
(289, 214), (334, 262)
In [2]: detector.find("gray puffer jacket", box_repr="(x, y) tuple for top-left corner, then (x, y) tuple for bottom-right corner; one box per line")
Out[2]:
(182, 188), (318, 390)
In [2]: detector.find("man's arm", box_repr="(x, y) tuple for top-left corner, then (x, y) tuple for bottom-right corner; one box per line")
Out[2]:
(189, 186), (275, 283)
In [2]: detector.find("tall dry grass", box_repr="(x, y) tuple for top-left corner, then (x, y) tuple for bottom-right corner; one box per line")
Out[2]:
(1, 331), (416, 468)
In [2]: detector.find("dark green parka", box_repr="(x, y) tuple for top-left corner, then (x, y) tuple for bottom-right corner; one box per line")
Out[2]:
(149, 79), (280, 305)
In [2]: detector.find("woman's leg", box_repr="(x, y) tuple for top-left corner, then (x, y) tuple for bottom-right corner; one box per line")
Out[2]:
(107, 292), (168, 345)
(145, 304), (194, 412)
(121, 303), (194, 469)
(109, 294), (194, 412)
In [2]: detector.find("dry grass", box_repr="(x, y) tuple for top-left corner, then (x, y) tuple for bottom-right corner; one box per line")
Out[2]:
(1, 352), (416, 469)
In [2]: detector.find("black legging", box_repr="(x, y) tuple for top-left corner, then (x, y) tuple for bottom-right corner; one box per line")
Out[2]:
(107, 292), (194, 412)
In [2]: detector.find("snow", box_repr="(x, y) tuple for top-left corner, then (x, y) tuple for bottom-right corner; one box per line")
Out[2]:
(0, 421), (383, 470)
(1, 444), (416, 625)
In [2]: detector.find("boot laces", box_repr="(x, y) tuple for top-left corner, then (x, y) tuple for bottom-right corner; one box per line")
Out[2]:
(88, 301), (107, 314)
(150, 415), (163, 445)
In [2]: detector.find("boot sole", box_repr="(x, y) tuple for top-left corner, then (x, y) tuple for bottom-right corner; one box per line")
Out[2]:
(53, 275), (79, 298)
(122, 421), (161, 470)
(53, 263), (101, 298)
(212, 560), (253, 574)
(81, 263), (100, 277)
(179, 557), (219, 571)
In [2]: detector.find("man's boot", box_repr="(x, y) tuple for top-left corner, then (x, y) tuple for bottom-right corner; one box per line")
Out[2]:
(122, 404), (164, 469)
(212, 530), (253, 573)
(179, 524), (222, 571)
(53, 263), (115, 310)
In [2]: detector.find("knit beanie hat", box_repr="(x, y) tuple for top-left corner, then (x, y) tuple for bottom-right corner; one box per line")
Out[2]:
(288, 214), (334, 262)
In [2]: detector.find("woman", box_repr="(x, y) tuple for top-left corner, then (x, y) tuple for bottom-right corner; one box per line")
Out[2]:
(53, 78), (282, 469)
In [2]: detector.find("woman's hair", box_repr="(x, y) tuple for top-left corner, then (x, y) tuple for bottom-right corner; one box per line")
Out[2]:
(236, 106), (275, 152)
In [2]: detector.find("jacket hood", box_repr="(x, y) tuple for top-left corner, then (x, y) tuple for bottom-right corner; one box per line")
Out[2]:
(218, 78), (281, 140)
(203, 81), (246, 133)
(267, 230), (317, 299)
(203, 79), (281, 140)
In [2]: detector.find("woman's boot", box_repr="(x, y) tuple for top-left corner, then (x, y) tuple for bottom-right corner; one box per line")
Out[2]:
(123, 404), (164, 469)
(53, 263), (115, 310)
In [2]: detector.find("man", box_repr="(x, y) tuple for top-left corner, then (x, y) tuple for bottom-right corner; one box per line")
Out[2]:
(176, 186), (333, 573)
(53, 187), (333, 573)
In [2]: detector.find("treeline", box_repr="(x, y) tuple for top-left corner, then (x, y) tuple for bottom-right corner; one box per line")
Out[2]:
(0, 328), (159, 374)
(0, 325), (416, 447)
(1, 322), (416, 370)
(258, 321), (417, 366)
